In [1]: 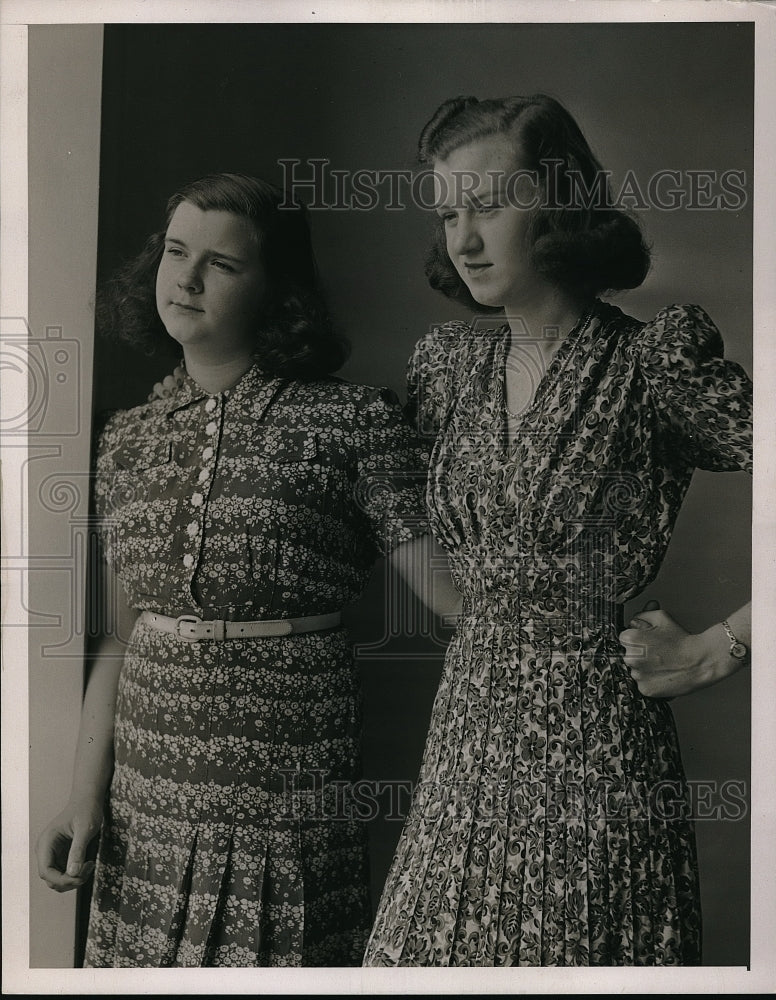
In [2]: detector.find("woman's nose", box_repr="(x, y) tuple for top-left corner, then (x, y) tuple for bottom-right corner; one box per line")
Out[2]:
(449, 215), (482, 256)
(177, 264), (202, 292)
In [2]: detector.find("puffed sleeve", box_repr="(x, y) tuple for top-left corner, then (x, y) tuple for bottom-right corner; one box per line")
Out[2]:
(355, 387), (432, 557)
(405, 321), (470, 438)
(635, 304), (752, 472)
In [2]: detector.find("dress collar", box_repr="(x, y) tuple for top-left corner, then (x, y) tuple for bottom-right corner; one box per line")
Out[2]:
(163, 361), (274, 417)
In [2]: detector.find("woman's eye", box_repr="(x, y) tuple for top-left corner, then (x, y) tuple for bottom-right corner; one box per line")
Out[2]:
(439, 212), (457, 224)
(476, 205), (499, 215)
(165, 246), (185, 257)
(211, 260), (234, 272)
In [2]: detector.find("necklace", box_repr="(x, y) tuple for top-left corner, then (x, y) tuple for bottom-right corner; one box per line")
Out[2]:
(500, 303), (596, 426)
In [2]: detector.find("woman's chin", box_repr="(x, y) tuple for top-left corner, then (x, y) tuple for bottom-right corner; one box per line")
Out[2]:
(459, 282), (501, 310)
(467, 291), (504, 310)
(163, 325), (197, 348)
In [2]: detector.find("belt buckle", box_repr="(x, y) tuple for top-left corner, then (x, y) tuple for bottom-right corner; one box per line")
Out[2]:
(175, 614), (202, 641)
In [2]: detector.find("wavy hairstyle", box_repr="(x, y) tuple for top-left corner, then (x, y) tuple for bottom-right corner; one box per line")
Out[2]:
(96, 173), (349, 378)
(418, 94), (651, 310)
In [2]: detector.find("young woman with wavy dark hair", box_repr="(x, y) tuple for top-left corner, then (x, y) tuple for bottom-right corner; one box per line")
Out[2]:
(35, 173), (453, 967)
(96, 172), (348, 377)
(363, 95), (752, 967)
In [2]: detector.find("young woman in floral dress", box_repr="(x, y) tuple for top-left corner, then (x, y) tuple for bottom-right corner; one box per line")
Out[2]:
(35, 173), (450, 967)
(363, 94), (752, 967)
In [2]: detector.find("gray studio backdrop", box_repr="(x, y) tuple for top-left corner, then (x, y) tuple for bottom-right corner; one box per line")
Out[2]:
(83, 22), (751, 965)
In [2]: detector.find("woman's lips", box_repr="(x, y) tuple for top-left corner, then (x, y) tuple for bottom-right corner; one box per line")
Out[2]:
(463, 263), (493, 277)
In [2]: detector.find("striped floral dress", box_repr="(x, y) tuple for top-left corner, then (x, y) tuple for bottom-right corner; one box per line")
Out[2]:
(85, 364), (429, 967)
(363, 302), (752, 966)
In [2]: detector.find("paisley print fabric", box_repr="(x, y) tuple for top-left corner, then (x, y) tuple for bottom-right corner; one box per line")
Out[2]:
(85, 364), (430, 967)
(363, 301), (752, 966)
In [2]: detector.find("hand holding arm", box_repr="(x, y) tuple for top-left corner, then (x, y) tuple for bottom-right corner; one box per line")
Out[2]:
(619, 599), (750, 699)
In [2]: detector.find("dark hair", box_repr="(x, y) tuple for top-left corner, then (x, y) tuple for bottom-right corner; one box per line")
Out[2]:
(95, 173), (349, 378)
(418, 94), (651, 309)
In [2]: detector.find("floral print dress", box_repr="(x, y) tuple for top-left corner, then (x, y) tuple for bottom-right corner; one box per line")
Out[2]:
(363, 301), (752, 966)
(85, 364), (429, 967)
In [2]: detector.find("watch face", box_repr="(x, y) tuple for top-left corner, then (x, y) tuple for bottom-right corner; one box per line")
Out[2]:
(731, 641), (748, 660)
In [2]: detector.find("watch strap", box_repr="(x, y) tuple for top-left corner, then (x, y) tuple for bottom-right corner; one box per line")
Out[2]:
(722, 619), (749, 660)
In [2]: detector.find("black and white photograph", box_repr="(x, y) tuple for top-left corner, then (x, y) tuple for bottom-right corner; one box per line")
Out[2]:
(1, 0), (775, 994)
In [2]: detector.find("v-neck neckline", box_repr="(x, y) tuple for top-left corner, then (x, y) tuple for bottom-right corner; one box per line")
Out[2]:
(498, 303), (598, 451)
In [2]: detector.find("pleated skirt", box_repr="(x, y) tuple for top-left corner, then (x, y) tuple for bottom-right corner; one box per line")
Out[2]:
(84, 617), (370, 967)
(363, 612), (701, 966)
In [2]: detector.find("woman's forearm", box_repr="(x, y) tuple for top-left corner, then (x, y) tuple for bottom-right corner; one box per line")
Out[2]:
(68, 636), (126, 802)
(69, 572), (139, 803)
(389, 534), (463, 619)
(37, 571), (137, 889)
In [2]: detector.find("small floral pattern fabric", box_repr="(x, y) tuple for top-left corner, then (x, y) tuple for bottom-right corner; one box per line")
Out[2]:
(364, 301), (752, 966)
(85, 364), (430, 968)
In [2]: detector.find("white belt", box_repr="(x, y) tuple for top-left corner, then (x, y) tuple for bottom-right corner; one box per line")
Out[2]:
(140, 610), (342, 641)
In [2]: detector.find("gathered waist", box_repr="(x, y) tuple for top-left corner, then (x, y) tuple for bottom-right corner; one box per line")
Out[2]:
(460, 593), (625, 631)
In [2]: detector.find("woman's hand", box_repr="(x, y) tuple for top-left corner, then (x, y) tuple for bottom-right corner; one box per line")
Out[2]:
(36, 795), (103, 892)
(619, 600), (750, 699)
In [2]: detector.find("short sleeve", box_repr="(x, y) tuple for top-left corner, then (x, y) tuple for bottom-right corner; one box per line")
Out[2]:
(635, 304), (752, 473)
(405, 321), (470, 438)
(91, 409), (126, 567)
(356, 387), (431, 557)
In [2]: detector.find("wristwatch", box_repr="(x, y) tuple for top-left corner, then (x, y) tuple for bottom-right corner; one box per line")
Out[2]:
(722, 620), (749, 661)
